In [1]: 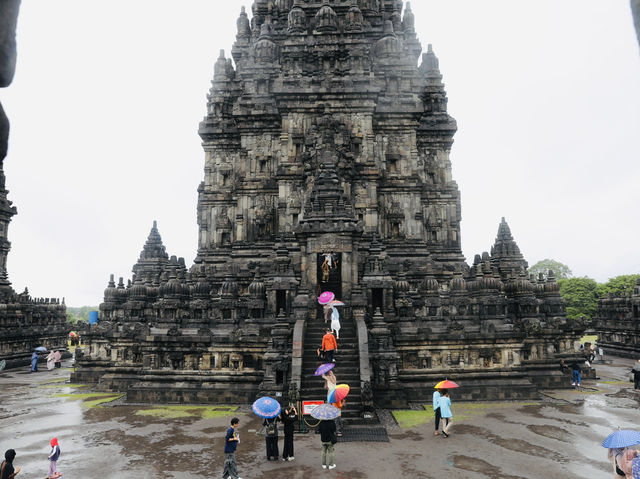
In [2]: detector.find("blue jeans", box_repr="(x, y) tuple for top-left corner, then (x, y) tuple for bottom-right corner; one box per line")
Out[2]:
(572, 370), (581, 385)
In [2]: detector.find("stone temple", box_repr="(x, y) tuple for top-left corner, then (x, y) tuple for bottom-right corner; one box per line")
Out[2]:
(0, 0), (69, 370)
(594, 278), (640, 358)
(74, 0), (587, 412)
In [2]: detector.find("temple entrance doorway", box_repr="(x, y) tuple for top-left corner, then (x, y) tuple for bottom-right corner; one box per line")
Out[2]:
(317, 252), (342, 300)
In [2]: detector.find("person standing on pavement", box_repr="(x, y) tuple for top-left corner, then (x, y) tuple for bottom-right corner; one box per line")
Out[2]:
(222, 417), (242, 479)
(47, 437), (60, 478)
(632, 359), (640, 390)
(263, 415), (279, 461)
(439, 390), (453, 438)
(570, 361), (582, 387)
(318, 419), (337, 470)
(433, 388), (442, 436)
(30, 351), (39, 373)
(53, 350), (62, 369)
(1, 449), (20, 479)
(281, 404), (297, 461)
(321, 328), (337, 363)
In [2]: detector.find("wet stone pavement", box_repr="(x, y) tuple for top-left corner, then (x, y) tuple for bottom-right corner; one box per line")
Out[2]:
(1, 357), (639, 479)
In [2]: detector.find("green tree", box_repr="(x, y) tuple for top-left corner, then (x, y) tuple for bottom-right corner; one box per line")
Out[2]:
(557, 277), (598, 320)
(529, 259), (572, 280)
(66, 306), (98, 324)
(595, 274), (640, 297)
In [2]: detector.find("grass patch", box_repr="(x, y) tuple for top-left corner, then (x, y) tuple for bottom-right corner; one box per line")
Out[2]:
(135, 405), (239, 420)
(41, 383), (89, 389)
(40, 378), (69, 384)
(580, 334), (598, 345)
(392, 409), (434, 428)
(53, 392), (124, 408)
(392, 401), (539, 429)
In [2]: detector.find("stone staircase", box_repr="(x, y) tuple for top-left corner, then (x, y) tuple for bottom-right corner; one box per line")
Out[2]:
(300, 308), (362, 419)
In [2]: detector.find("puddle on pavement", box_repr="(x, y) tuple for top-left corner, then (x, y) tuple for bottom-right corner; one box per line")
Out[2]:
(451, 454), (527, 479)
(527, 424), (571, 442)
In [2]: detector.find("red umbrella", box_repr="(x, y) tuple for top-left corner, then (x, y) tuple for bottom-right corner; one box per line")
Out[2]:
(434, 380), (459, 389)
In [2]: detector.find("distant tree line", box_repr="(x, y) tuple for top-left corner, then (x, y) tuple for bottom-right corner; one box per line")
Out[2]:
(66, 306), (98, 324)
(529, 260), (639, 320)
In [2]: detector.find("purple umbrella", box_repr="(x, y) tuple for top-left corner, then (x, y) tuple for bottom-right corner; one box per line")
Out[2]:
(252, 396), (281, 419)
(314, 362), (335, 376)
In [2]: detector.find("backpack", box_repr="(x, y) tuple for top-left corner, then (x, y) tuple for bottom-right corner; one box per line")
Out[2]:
(266, 420), (276, 436)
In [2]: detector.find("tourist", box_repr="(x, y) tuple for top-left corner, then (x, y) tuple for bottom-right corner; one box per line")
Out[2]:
(263, 415), (279, 461)
(53, 350), (62, 368)
(318, 419), (337, 470)
(30, 351), (39, 373)
(322, 370), (337, 403)
(321, 328), (337, 363)
(632, 359), (640, 390)
(47, 437), (60, 479)
(46, 351), (56, 371)
(281, 404), (297, 461)
(609, 447), (639, 478)
(323, 304), (332, 323)
(222, 417), (241, 479)
(433, 388), (442, 436)
(330, 307), (341, 339)
(570, 361), (582, 387)
(439, 390), (452, 438)
(1, 449), (20, 479)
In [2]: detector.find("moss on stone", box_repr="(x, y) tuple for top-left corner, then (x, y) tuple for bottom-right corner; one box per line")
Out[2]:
(135, 405), (238, 419)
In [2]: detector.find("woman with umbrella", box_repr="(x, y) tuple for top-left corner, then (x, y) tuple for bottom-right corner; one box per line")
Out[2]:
(311, 404), (340, 470)
(602, 430), (640, 478)
(30, 350), (39, 373)
(252, 396), (282, 462)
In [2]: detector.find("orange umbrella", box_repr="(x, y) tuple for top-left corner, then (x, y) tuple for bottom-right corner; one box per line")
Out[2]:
(434, 380), (459, 389)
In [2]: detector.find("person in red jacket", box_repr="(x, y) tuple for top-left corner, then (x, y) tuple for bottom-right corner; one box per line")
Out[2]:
(321, 328), (337, 363)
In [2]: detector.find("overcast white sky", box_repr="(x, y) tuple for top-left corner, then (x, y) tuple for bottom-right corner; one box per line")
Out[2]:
(0, 1), (638, 307)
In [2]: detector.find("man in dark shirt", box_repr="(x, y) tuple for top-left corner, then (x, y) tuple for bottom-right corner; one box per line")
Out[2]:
(318, 419), (337, 470)
(1, 449), (20, 479)
(222, 417), (241, 479)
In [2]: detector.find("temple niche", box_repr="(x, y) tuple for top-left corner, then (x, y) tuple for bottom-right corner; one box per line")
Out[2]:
(74, 0), (586, 410)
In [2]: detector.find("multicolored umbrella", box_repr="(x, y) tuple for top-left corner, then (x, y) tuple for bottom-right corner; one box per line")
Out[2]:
(328, 384), (350, 404)
(601, 430), (640, 448)
(314, 362), (335, 376)
(434, 379), (459, 389)
(327, 300), (345, 307)
(310, 403), (341, 420)
(318, 291), (335, 305)
(252, 396), (281, 419)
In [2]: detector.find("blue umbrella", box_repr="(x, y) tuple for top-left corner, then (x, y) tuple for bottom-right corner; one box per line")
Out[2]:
(314, 362), (335, 376)
(252, 396), (281, 419)
(34, 346), (47, 352)
(310, 403), (341, 420)
(602, 430), (640, 448)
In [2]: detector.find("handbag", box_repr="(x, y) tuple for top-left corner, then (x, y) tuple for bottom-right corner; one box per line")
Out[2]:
(330, 430), (338, 445)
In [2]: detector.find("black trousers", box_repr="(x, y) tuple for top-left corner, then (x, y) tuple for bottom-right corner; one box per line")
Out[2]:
(265, 436), (279, 459)
(325, 349), (335, 363)
(282, 433), (294, 459)
(434, 407), (441, 431)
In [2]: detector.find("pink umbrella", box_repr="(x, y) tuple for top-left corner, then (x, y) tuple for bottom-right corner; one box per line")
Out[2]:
(328, 300), (345, 306)
(318, 291), (335, 305)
